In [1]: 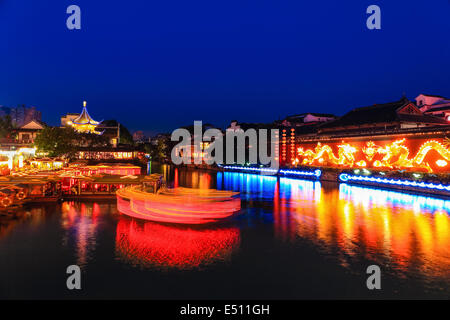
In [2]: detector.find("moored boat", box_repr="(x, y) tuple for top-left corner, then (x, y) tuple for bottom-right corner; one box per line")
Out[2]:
(116, 176), (241, 224)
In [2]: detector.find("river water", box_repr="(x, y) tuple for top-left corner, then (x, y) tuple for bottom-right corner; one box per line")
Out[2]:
(0, 164), (449, 299)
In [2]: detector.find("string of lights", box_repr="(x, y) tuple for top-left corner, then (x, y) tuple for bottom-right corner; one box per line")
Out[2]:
(339, 173), (450, 191)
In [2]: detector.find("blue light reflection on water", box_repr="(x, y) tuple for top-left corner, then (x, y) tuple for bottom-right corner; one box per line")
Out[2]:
(218, 171), (449, 215)
(218, 172), (278, 200)
(339, 183), (450, 214)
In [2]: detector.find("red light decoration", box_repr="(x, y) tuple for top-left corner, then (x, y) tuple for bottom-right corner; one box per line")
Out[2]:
(115, 218), (240, 269)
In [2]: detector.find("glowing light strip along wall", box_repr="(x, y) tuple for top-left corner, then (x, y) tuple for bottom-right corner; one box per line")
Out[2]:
(339, 173), (450, 191)
(219, 165), (321, 178)
(279, 169), (322, 178)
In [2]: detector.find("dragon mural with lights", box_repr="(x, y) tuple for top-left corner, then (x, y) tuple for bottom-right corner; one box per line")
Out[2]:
(294, 138), (450, 173)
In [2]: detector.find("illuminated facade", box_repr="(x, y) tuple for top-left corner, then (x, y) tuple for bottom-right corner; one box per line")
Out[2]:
(282, 98), (450, 173)
(0, 147), (36, 171)
(293, 137), (450, 173)
(75, 147), (143, 160)
(16, 119), (46, 144)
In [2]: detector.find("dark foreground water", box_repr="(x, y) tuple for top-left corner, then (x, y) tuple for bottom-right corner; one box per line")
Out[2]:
(0, 164), (449, 299)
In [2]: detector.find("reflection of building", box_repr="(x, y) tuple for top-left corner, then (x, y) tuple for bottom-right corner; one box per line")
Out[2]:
(16, 119), (46, 144)
(416, 94), (450, 121)
(61, 202), (103, 267)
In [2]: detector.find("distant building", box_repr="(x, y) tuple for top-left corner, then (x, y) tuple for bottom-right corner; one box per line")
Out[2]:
(415, 94), (450, 121)
(275, 113), (336, 127)
(0, 105), (42, 127)
(226, 120), (273, 132)
(61, 113), (80, 127)
(133, 131), (146, 143)
(150, 133), (171, 146)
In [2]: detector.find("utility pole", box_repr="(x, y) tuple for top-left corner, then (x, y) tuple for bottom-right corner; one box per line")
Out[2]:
(117, 122), (120, 147)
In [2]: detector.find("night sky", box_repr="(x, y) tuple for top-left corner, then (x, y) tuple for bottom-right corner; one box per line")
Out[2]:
(1, 0), (449, 134)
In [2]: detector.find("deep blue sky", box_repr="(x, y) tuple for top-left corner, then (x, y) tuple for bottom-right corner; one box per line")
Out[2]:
(0, 0), (449, 134)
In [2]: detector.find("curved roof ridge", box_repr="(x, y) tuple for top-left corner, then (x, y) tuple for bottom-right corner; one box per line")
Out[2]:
(73, 102), (101, 125)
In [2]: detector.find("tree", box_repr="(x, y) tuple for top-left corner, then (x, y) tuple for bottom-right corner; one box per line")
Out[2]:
(35, 126), (113, 158)
(73, 132), (111, 148)
(101, 120), (134, 145)
(156, 139), (168, 161)
(34, 127), (77, 157)
(0, 114), (15, 139)
(143, 139), (169, 162)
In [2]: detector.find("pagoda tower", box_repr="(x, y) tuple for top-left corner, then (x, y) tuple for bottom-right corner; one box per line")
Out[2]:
(71, 101), (103, 134)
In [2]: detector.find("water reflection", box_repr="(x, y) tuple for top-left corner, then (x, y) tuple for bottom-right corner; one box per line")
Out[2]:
(60, 202), (113, 267)
(221, 171), (450, 282)
(157, 164), (215, 190)
(115, 218), (240, 270)
(336, 184), (450, 278)
(0, 206), (48, 239)
(0, 167), (448, 297)
(219, 172), (278, 200)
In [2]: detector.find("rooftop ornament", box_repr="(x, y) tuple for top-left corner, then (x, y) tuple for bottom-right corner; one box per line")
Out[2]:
(70, 101), (104, 135)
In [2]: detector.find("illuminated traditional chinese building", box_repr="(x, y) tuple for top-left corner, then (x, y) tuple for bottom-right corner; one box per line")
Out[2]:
(63, 101), (104, 135)
(284, 97), (450, 173)
(16, 119), (46, 144)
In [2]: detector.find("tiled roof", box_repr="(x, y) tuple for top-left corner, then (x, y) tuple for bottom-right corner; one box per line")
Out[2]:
(420, 94), (449, 99)
(425, 105), (450, 112)
(397, 113), (448, 124)
(320, 97), (448, 129)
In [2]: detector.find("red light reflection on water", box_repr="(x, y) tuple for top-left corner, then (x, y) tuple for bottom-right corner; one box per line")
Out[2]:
(60, 202), (106, 267)
(115, 218), (240, 270)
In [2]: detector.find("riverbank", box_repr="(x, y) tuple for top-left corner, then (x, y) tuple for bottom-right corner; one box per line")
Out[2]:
(175, 164), (450, 198)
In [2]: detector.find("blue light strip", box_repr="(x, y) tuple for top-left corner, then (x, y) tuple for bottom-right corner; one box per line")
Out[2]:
(218, 165), (321, 178)
(339, 173), (450, 192)
(219, 165), (278, 174)
(279, 169), (322, 178)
